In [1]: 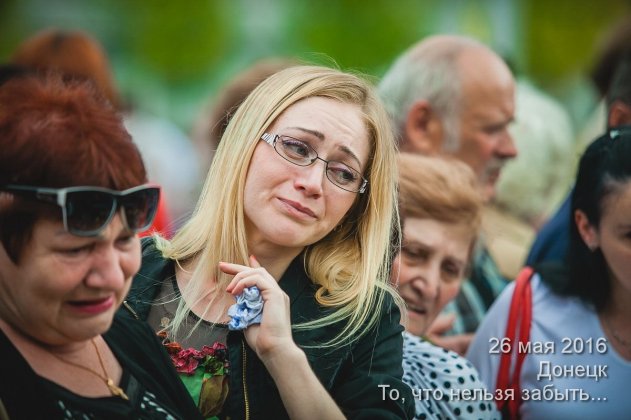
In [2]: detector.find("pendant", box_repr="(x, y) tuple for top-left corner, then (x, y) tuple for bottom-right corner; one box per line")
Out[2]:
(107, 378), (130, 400)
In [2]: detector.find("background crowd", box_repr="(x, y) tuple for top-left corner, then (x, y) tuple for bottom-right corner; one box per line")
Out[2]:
(2, 1), (631, 419)
(0, 0), (627, 144)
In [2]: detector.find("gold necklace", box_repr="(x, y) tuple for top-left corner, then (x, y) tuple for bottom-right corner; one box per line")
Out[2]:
(49, 338), (129, 400)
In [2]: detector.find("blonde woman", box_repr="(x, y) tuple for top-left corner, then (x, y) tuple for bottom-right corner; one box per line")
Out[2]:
(122, 66), (414, 419)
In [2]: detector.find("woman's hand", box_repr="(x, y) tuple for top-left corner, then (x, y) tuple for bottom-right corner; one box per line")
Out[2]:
(221, 256), (344, 419)
(426, 313), (472, 355)
(220, 256), (297, 361)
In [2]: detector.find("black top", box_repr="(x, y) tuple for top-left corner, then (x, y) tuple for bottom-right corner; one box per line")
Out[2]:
(121, 238), (415, 419)
(0, 313), (203, 420)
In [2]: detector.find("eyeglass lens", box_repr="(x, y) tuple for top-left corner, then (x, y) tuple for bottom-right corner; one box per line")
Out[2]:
(275, 136), (363, 192)
(120, 188), (159, 231)
(66, 190), (117, 234)
(65, 188), (159, 235)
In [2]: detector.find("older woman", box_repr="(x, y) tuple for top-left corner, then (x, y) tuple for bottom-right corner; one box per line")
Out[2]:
(0, 75), (201, 419)
(393, 153), (499, 419)
(121, 66), (414, 419)
(468, 128), (631, 418)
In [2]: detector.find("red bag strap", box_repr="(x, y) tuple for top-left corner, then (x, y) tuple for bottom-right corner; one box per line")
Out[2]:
(495, 266), (534, 419)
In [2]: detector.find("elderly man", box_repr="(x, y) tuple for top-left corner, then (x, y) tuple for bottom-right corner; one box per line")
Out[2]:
(380, 34), (517, 354)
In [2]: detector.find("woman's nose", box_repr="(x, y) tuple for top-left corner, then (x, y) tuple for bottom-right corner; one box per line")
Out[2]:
(411, 265), (440, 301)
(84, 246), (126, 290)
(294, 160), (326, 196)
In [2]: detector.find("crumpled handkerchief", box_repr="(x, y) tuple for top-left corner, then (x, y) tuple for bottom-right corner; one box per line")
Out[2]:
(227, 286), (263, 330)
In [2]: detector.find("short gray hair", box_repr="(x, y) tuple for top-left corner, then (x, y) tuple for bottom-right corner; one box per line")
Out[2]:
(378, 36), (482, 151)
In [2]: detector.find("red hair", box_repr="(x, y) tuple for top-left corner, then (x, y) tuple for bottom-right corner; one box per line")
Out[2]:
(11, 28), (121, 109)
(0, 75), (144, 188)
(0, 75), (146, 262)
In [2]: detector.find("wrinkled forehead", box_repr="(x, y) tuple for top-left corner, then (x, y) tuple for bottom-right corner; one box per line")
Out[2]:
(271, 97), (372, 166)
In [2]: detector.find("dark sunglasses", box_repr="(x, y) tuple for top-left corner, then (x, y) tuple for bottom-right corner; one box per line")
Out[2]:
(1, 184), (160, 236)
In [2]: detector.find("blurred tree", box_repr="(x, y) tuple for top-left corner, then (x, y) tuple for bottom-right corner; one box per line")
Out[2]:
(0, 0), (629, 131)
(112, 0), (234, 84)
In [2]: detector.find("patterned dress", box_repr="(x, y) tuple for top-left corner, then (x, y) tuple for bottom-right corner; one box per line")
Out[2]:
(402, 332), (500, 419)
(146, 277), (229, 419)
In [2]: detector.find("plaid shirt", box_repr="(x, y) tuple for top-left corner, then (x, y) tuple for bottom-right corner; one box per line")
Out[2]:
(444, 244), (509, 334)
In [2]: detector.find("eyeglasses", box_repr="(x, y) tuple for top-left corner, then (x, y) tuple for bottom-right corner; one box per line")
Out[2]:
(260, 133), (368, 193)
(1, 184), (160, 236)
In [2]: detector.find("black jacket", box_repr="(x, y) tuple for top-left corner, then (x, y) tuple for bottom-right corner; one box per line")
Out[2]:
(120, 238), (414, 419)
(0, 313), (203, 420)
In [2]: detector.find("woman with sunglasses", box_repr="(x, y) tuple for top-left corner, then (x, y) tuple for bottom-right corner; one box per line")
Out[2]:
(467, 128), (631, 418)
(0, 75), (202, 419)
(122, 66), (414, 419)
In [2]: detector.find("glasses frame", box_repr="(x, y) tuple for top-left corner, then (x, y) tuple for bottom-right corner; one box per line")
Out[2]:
(260, 133), (368, 193)
(1, 183), (160, 236)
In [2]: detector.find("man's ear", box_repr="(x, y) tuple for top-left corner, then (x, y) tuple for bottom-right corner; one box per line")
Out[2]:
(402, 100), (445, 154)
(575, 209), (599, 251)
(608, 100), (631, 128)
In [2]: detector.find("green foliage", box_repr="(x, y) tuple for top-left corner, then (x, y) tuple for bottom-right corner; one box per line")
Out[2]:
(1, 0), (630, 129)
(109, 0), (235, 83)
(525, 0), (630, 82)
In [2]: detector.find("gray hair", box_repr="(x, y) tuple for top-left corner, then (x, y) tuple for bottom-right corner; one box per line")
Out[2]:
(378, 36), (482, 151)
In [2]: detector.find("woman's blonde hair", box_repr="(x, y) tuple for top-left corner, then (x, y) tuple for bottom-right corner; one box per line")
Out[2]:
(158, 65), (401, 346)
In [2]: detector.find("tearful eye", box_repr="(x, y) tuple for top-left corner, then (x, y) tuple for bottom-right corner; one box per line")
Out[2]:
(60, 244), (94, 257)
(327, 162), (359, 185)
(280, 138), (312, 160)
